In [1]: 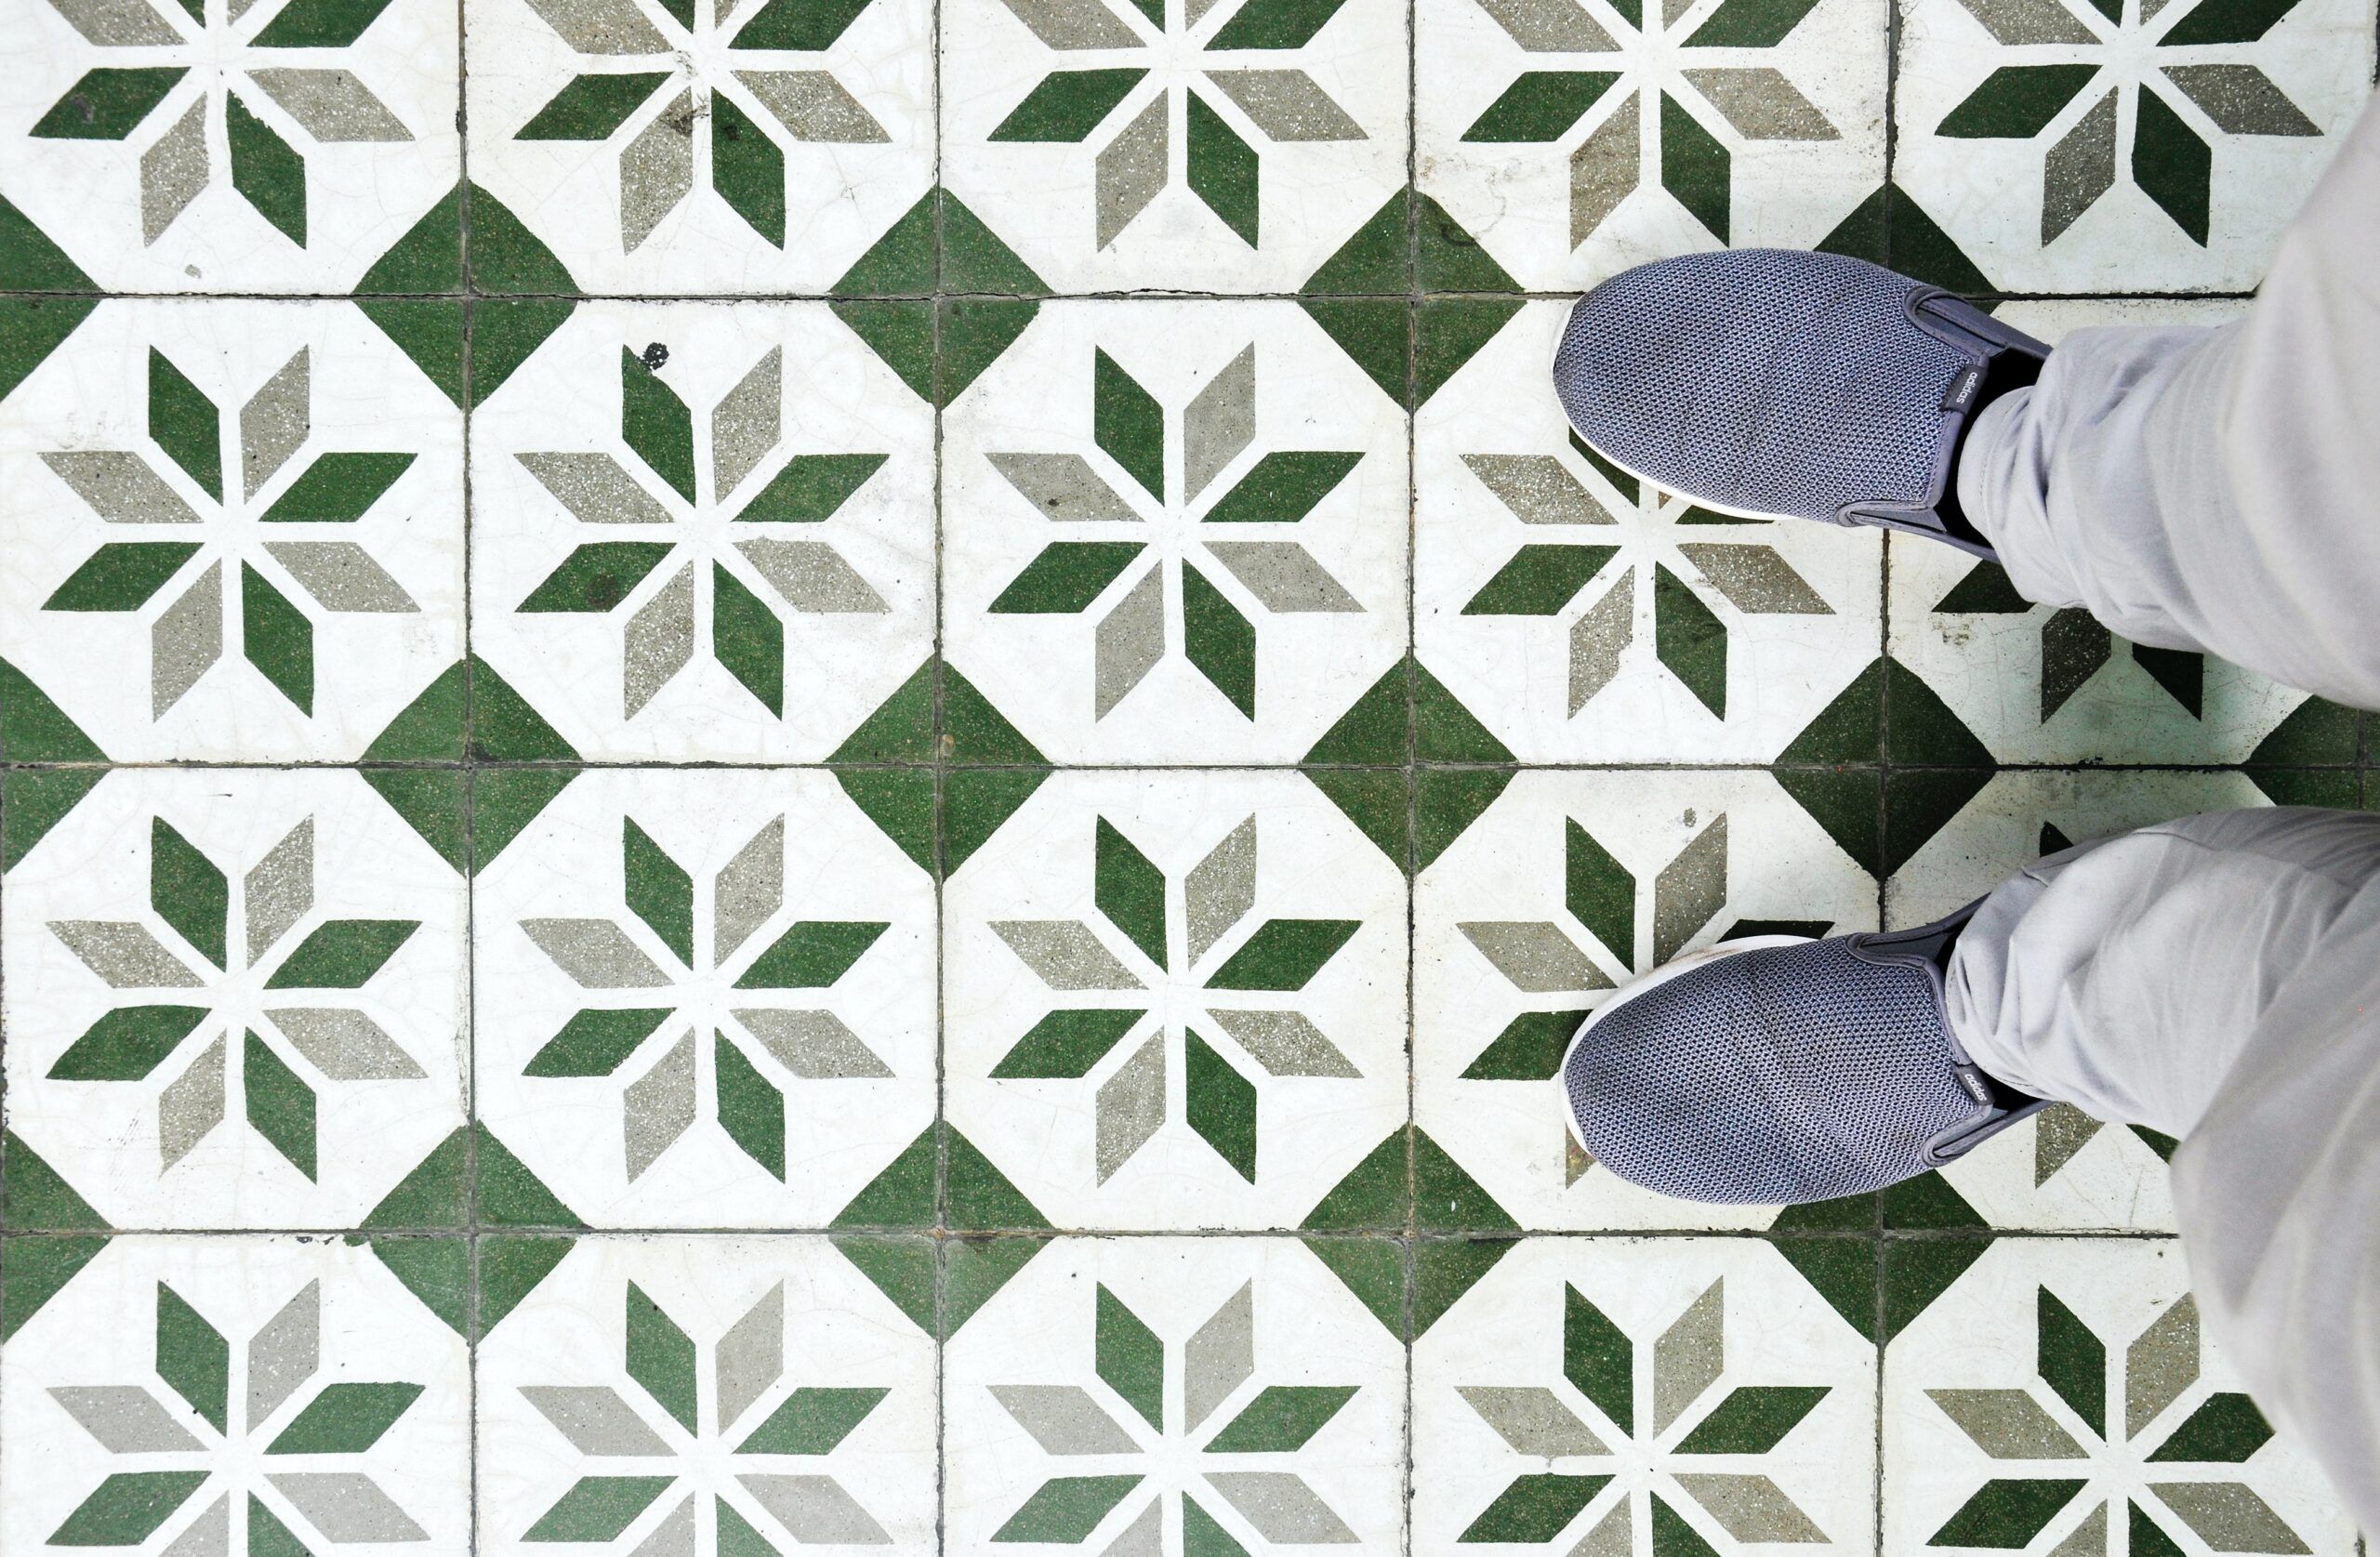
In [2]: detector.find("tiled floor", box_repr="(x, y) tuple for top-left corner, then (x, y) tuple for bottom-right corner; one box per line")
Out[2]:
(0, 0), (2371, 1548)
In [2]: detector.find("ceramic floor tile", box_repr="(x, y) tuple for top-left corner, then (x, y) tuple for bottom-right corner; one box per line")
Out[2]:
(1883, 1238), (2360, 1555)
(1413, 1235), (1880, 1553)
(943, 1235), (1407, 1551)
(0, 1234), (470, 1555)
(1419, 301), (1886, 763)
(473, 769), (937, 1228)
(476, 1235), (938, 1554)
(1885, 767), (2272, 928)
(1415, 770), (1879, 1231)
(2, 768), (469, 1230)
(945, 770), (1408, 1230)
(0, 0), (461, 294)
(939, 0), (1409, 293)
(463, 0), (936, 296)
(0, 299), (465, 763)
(468, 300), (936, 763)
(7, 0), (2376, 1544)
(1888, 531), (2316, 765)
(1416, 0), (1888, 290)
(1882, 302), (2334, 768)
(1893, 0), (2374, 291)
(942, 301), (1409, 764)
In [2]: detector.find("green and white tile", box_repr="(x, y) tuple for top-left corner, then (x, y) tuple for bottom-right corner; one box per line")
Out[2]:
(943, 1235), (1406, 1550)
(1416, 771), (1878, 1230)
(468, 301), (934, 763)
(5, 0), (2375, 1543)
(942, 302), (1408, 763)
(1883, 1239), (2360, 1554)
(939, 0), (1409, 292)
(1419, 302), (1885, 762)
(0, 1234), (469, 1554)
(0, 299), (463, 762)
(1893, 0), (2374, 290)
(1889, 533), (2313, 765)
(2, 768), (467, 1228)
(945, 771), (1408, 1229)
(462, 0), (936, 294)
(0, 0), (460, 292)
(1884, 767), (2271, 929)
(1414, 1236), (1879, 1552)
(1417, 0), (1888, 288)
(476, 1235), (937, 1554)
(472, 769), (937, 1228)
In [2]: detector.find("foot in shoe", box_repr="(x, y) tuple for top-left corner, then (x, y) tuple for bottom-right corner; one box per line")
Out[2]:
(1552, 249), (2044, 561)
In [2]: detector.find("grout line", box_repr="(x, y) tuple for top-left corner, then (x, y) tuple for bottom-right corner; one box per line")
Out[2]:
(4, 758), (2349, 774)
(0, 285), (2272, 304)
(0, 1223), (2192, 1241)
(455, 8), (483, 1553)
(1402, 0), (1421, 1545)
(929, 3), (951, 1545)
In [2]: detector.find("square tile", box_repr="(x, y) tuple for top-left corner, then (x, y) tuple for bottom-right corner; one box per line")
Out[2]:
(1419, 301), (1885, 763)
(942, 301), (1409, 764)
(1893, 0), (2374, 291)
(468, 300), (935, 762)
(476, 1235), (937, 1553)
(943, 1235), (1407, 1550)
(939, 0), (1409, 293)
(1884, 1238), (2360, 1554)
(0, 299), (464, 762)
(0, 1235), (469, 1554)
(945, 770), (1408, 1230)
(1414, 1236), (1879, 1552)
(1415, 770), (1880, 1230)
(2, 768), (468, 1229)
(6, 0), (2377, 1543)
(463, 0), (935, 294)
(1889, 530), (2312, 764)
(0, 0), (460, 293)
(1417, 0), (1888, 289)
(1884, 767), (2271, 927)
(473, 768), (937, 1228)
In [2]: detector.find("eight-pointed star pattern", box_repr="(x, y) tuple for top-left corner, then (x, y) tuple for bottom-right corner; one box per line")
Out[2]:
(985, 1279), (1364, 1547)
(511, 343), (892, 721)
(1925, 1288), (2310, 1552)
(43, 812), (426, 1181)
(514, 1279), (896, 1550)
(42, 1277), (430, 1552)
(509, 0), (893, 250)
(37, 344), (422, 719)
(1455, 429), (1836, 723)
(979, 0), (1369, 246)
(1930, 0), (2320, 244)
(515, 811), (895, 1184)
(1451, 0), (1845, 245)
(982, 341), (1367, 721)
(27, 0), (415, 247)
(1451, 1276), (1837, 1549)
(0, 0), (2367, 1543)
(985, 811), (1364, 1184)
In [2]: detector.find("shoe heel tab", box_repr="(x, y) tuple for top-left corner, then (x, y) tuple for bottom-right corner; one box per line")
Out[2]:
(1909, 292), (2051, 363)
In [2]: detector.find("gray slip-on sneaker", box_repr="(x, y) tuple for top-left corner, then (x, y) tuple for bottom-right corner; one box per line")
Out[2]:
(1553, 249), (2045, 560)
(1557, 903), (2047, 1205)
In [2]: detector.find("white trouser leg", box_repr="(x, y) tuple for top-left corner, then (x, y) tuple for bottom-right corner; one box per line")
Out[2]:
(1957, 89), (2380, 710)
(1946, 808), (2380, 1534)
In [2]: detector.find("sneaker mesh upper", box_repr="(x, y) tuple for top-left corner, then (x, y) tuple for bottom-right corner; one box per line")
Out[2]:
(1553, 249), (1973, 522)
(1561, 937), (1983, 1203)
